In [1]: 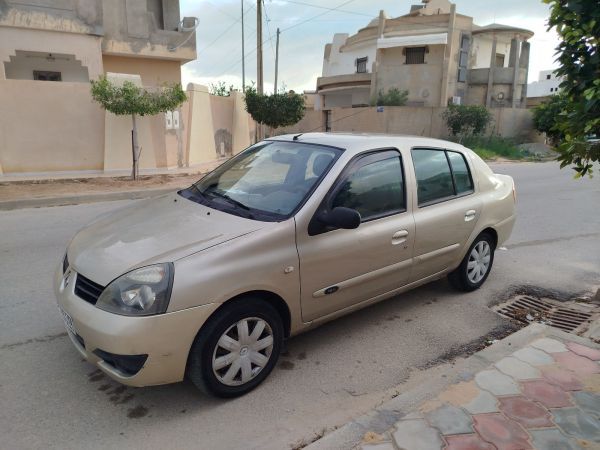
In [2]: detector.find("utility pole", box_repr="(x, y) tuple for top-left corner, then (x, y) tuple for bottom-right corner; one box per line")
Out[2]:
(256, 0), (264, 140)
(274, 28), (280, 94)
(241, 0), (245, 91)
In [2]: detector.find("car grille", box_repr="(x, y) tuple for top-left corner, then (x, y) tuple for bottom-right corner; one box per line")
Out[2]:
(74, 273), (105, 305)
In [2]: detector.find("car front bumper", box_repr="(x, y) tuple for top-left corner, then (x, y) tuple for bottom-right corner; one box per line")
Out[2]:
(54, 265), (219, 387)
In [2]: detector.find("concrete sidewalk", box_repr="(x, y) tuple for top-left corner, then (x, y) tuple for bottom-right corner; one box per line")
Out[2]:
(308, 324), (600, 450)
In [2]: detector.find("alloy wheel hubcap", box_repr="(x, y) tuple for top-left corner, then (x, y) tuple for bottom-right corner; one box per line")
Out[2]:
(467, 241), (491, 284)
(212, 317), (274, 386)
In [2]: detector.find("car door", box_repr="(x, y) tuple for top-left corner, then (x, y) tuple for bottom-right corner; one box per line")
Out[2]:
(295, 149), (415, 322)
(408, 147), (482, 282)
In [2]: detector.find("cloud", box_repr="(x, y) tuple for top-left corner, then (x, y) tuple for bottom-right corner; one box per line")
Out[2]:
(181, 0), (559, 91)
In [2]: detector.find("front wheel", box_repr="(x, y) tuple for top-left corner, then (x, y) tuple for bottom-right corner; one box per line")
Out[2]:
(187, 298), (283, 398)
(448, 233), (495, 292)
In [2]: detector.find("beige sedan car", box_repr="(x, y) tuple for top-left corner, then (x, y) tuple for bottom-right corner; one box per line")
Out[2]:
(55, 133), (515, 397)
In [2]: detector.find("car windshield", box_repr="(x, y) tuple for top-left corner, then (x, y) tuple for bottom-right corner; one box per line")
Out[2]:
(181, 141), (342, 221)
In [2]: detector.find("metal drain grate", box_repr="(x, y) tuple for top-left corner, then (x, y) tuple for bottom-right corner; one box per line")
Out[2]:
(493, 295), (598, 334)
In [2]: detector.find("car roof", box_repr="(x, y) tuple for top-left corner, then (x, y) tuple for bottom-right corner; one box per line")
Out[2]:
(267, 132), (467, 155)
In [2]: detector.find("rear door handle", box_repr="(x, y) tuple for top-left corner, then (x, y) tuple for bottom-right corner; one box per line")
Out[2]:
(464, 210), (477, 222)
(392, 230), (409, 245)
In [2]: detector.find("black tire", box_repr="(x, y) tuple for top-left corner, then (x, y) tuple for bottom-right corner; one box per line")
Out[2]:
(187, 297), (284, 398)
(448, 232), (495, 292)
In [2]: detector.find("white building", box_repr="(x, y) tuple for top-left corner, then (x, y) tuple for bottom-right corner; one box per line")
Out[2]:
(527, 70), (563, 98)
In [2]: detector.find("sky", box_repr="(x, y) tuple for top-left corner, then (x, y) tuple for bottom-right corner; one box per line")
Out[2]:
(179, 0), (560, 93)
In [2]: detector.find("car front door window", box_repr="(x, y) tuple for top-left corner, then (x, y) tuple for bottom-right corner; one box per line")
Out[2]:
(330, 152), (406, 222)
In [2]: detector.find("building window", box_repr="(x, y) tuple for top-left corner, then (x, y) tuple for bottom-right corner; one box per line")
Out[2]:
(495, 53), (505, 67)
(405, 47), (426, 64)
(457, 35), (470, 82)
(356, 57), (368, 73)
(33, 71), (62, 81)
(546, 74), (551, 80)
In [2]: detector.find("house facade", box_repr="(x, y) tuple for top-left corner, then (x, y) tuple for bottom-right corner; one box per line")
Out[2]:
(526, 69), (563, 107)
(0, 0), (197, 175)
(317, 0), (533, 110)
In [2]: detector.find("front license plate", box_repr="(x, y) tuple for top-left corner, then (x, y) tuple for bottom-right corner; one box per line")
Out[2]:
(59, 307), (77, 336)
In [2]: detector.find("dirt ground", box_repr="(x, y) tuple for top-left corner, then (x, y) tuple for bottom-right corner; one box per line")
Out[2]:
(0, 173), (206, 202)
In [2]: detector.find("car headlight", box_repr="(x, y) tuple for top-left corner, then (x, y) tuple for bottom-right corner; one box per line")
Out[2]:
(96, 263), (174, 316)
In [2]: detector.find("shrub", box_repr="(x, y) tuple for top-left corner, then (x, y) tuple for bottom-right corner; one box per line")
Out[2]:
(461, 135), (525, 160)
(442, 105), (492, 141)
(244, 87), (305, 129)
(532, 94), (567, 146)
(371, 88), (409, 106)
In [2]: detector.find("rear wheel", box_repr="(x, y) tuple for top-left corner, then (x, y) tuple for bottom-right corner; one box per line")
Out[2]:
(448, 233), (495, 292)
(187, 298), (283, 398)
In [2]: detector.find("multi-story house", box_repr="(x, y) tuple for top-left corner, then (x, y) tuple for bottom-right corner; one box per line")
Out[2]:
(317, 0), (533, 110)
(0, 0), (197, 175)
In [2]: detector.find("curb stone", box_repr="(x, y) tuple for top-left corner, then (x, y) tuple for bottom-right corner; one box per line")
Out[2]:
(305, 324), (600, 450)
(0, 187), (175, 211)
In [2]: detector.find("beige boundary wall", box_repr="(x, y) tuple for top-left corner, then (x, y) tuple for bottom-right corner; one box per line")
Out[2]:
(0, 85), (536, 176)
(277, 106), (537, 142)
(0, 81), (254, 176)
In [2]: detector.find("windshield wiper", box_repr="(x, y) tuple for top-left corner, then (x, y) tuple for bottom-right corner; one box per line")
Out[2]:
(204, 189), (255, 218)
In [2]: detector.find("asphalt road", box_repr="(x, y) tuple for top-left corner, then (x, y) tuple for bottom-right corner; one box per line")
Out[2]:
(1, 162), (598, 450)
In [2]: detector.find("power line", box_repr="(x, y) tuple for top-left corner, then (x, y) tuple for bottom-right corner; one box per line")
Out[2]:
(262, 0), (277, 60)
(278, 0), (373, 18)
(197, 1), (256, 55)
(281, 0), (357, 32)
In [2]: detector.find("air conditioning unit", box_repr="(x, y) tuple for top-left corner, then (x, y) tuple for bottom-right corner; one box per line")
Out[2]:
(451, 96), (462, 105)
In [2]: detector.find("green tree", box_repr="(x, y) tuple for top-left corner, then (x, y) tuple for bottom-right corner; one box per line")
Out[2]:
(544, 0), (600, 177)
(442, 105), (493, 142)
(244, 87), (305, 132)
(91, 76), (186, 179)
(532, 94), (568, 145)
(371, 87), (409, 106)
(210, 81), (235, 97)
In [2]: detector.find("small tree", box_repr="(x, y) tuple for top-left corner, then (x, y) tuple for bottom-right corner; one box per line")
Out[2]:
(442, 105), (492, 142)
(91, 76), (187, 179)
(210, 81), (235, 97)
(244, 87), (305, 135)
(371, 87), (409, 106)
(532, 94), (568, 146)
(544, 0), (600, 177)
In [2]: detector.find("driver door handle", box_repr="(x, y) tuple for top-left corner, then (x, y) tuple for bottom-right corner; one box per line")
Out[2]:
(392, 230), (409, 245)
(464, 210), (477, 222)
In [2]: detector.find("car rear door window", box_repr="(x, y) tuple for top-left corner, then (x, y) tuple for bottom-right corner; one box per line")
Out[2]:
(447, 151), (474, 194)
(411, 149), (455, 205)
(331, 151), (405, 221)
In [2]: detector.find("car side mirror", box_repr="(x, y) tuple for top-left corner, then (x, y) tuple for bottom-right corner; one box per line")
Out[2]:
(318, 207), (361, 230)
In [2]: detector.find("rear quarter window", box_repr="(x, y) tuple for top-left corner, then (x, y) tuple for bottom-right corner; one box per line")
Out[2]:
(411, 148), (474, 206)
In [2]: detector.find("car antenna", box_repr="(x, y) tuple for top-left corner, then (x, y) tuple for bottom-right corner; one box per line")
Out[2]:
(293, 133), (303, 141)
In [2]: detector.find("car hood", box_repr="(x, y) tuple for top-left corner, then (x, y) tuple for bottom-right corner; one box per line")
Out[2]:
(68, 192), (265, 286)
